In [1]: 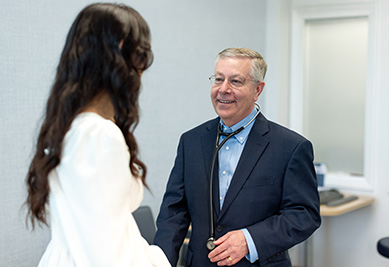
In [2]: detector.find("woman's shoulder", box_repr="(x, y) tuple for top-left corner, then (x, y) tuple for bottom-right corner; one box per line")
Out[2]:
(71, 112), (122, 137)
(63, 112), (125, 152)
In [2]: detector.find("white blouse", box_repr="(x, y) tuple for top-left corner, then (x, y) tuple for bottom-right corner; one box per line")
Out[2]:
(38, 112), (170, 267)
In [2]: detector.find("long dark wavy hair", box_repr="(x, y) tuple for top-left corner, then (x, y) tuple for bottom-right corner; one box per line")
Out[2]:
(26, 3), (153, 228)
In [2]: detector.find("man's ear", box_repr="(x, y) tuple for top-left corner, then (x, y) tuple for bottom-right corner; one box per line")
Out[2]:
(254, 81), (265, 101)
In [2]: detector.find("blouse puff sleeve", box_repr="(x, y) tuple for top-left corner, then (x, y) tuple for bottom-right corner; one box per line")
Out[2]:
(48, 113), (171, 267)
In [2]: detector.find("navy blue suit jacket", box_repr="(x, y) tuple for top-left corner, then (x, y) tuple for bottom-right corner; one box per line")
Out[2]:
(154, 114), (321, 266)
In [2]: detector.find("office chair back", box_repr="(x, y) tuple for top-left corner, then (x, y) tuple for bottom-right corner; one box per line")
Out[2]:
(132, 206), (156, 244)
(377, 237), (389, 259)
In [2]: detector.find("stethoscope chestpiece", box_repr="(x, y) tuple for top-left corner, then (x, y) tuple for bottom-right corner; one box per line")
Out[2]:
(206, 237), (216, 251)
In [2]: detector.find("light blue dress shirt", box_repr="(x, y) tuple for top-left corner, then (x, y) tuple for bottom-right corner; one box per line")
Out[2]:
(218, 107), (259, 263)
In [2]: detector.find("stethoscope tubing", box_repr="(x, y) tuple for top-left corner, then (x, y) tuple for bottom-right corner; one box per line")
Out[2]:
(209, 126), (244, 239)
(207, 103), (261, 250)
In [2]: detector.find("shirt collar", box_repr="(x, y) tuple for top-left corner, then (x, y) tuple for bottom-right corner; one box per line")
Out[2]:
(220, 107), (258, 144)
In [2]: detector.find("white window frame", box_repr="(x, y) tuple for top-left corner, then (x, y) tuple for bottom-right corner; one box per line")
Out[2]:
(289, 3), (379, 191)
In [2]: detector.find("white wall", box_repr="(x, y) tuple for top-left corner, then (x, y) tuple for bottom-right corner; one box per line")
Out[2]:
(265, 0), (389, 266)
(0, 0), (267, 266)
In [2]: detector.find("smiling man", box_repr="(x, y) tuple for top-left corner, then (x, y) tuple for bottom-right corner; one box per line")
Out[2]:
(154, 48), (321, 267)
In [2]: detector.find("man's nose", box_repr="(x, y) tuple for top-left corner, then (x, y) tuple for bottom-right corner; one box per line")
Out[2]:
(219, 80), (232, 93)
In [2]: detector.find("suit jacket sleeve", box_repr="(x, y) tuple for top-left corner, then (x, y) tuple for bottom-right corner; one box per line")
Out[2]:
(248, 138), (321, 265)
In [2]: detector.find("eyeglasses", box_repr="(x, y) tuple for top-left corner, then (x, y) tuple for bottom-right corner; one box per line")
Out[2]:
(209, 75), (254, 89)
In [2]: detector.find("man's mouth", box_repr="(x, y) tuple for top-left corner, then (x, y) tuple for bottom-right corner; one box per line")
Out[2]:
(218, 100), (234, 104)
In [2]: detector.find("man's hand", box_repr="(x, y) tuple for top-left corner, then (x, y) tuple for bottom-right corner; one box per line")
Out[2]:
(208, 230), (249, 266)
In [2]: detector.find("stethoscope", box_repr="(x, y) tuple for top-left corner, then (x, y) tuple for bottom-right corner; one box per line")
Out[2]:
(206, 103), (261, 251)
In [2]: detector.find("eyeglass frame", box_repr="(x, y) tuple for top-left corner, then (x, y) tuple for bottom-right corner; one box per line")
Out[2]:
(209, 74), (258, 89)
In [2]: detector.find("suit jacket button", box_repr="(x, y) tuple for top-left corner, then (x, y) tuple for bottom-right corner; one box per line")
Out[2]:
(216, 225), (223, 232)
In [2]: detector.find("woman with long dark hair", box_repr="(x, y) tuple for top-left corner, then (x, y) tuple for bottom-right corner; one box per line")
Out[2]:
(25, 3), (170, 266)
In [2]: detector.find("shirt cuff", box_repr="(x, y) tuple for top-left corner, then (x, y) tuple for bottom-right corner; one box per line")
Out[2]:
(241, 228), (258, 263)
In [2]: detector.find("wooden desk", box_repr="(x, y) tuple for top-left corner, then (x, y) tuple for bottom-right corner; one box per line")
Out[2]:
(320, 194), (375, 216)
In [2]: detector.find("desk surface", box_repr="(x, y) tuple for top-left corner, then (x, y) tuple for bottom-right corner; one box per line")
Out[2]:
(320, 194), (375, 216)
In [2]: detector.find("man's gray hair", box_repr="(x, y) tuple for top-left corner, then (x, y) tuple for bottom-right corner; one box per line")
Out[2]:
(216, 47), (268, 83)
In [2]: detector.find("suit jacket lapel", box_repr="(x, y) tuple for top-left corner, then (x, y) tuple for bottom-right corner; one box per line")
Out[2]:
(217, 114), (269, 221)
